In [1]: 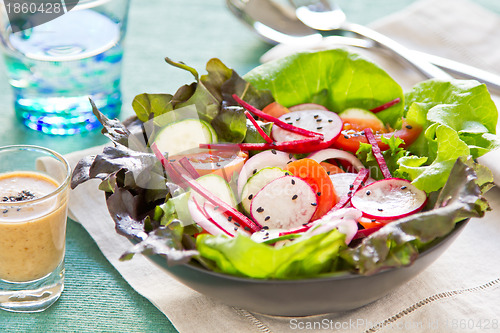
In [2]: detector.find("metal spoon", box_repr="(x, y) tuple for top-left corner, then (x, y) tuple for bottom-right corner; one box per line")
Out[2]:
(225, 0), (500, 92)
(291, 0), (451, 79)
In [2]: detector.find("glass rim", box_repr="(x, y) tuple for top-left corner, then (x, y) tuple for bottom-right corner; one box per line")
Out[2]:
(0, 145), (71, 207)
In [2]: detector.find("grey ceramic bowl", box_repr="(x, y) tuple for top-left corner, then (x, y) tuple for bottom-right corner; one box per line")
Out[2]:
(145, 220), (467, 316)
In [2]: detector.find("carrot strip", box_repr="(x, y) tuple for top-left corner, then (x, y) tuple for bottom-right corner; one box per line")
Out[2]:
(364, 128), (392, 179)
(244, 111), (273, 143)
(233, 94), (324, 139)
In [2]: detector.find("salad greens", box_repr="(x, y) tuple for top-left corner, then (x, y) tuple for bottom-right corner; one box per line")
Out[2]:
(71, 49), (497, 279)
(196, 229), (346, 279)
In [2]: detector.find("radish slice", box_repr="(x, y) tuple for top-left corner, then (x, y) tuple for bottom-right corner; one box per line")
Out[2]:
(237, 150), (295, 197)
(306, 208), (361, 244)
(250, 176), (317, 230)
(251, 228), (285, 243)
(351, 178), (427, 220)
(272, 110), (343, 148)
(329, 172), (375, 199)
(288, 103), (329, 112)
(204, 203), (250, 237)
(307, 148), (365, 172)
(332, 169), (370, 210)
(188, 199), (229, 236)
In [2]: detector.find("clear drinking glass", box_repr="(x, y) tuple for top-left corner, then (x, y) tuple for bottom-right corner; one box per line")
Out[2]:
(0, 145), (70, 312)
(0, 0), (130, 135)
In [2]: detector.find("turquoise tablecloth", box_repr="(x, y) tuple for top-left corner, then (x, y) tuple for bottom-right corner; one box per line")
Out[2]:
(1, 0), (499, 332)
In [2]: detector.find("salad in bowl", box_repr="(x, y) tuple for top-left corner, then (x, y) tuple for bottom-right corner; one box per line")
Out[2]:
(71, 49), (497, 314)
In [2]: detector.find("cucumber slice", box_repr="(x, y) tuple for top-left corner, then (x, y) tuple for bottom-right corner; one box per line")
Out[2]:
(154, 119), (215, 156)
(338, 108), (384, 129)
(240, 167), (288, 214)
(191, 174), (237, 208)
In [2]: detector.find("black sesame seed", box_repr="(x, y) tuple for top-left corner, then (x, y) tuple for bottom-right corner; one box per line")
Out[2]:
(292, 194), (298, 200)
(344, 135), (349, 139)
(265, 216), (270, 221)
(253, 169), (257, 175)
(361, 181), (366, 186)
(248, 194), (253, 200)
(285, 116), (291, 120)
(285, 172), (290, 176)
(314, 115), (319, 119)
(302, 223), (308, 226)
(378, 208), (383, 211)
(287, 122), (293, 125)
(316, 119), (322, 122)
(262, 226), (269, 230)
(287, 160), (293, 164)
(271, 149), (277, 155)
(2, 209), (8, 214)
(263, 236), (269, 240)
(371, 219), (376, 222)
(216, 162), (221, 167)
(289, 153), (293, 159)
(360, 131), (365, 135)
(311, 202), (317, 206)
(296, 117), (301, 121)
(347, 191), (352, 196)
(366, 190), (371, 196)
(234, 222), (240, 227)
(291, 179), (295, 185)
(17, 208), (21, 212)
(2, 196), (8, 202)
(227, 216), (233, 222)
(257, 207), (264, 213)
(244, 227), (251, 231)
(406, 125), (413, 129)
(349, 184), (354, 189)
(234, 227), (238, 231)
(327, 171), (331, 175)
(317, 192), (321, 196)
(328, 119), (333, 123)
(401, 186), (407, 190)
(317, 127), (323, 130)
(265, 232), (269, 236)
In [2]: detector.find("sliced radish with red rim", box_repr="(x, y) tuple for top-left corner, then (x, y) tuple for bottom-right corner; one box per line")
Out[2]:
(272, 110), (343, 148)
(350, 178), (427, 220)
(288, 103), (329, 112)
(250, 175), (317, 230)
(237, 150), (295, 197)
(307, 148), (365, 172)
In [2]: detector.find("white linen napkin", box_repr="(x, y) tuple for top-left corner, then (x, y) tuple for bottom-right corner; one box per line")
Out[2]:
(59, 0), (500, 332)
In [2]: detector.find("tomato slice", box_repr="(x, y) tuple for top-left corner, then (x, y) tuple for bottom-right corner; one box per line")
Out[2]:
(285, 158), (338, 221)
(170, 150), (248, 182)
(357, 217), (389, 230)
(333, 119), (422, 153)
(262, 102), (290, 118)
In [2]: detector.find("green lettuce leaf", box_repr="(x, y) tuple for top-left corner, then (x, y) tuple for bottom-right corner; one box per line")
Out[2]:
(244, 49), (404, 126)
(196, 229), (346, 279)
(131, 58), (274, 144)
(400, 79), (500, 192)
(340, 157), (491, 275)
